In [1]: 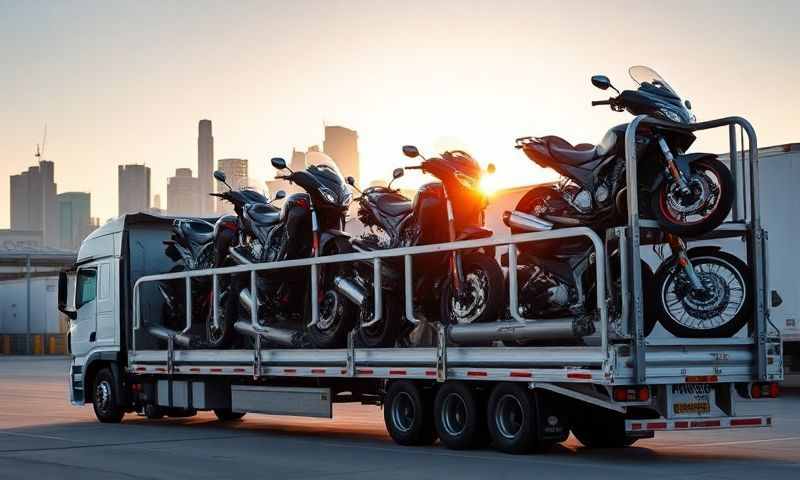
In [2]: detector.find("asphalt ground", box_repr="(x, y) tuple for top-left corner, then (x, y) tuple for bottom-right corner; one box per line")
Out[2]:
(0, 356), (798, 479)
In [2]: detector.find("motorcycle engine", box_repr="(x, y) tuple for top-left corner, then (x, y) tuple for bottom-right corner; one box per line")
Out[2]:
(562, 186), (592, 214)
(519, 265), (577, 316)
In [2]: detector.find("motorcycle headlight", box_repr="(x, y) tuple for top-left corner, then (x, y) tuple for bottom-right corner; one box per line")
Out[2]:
(659, 108), (683, 123)
(318, 186), (337, 204)
(454, 171), (479, 190)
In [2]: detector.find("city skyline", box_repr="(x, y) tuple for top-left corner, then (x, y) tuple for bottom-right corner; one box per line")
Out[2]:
(2, 1), (799, 227)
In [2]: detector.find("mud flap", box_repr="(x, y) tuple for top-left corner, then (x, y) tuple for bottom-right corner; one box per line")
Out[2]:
(533, 390), (570, 443)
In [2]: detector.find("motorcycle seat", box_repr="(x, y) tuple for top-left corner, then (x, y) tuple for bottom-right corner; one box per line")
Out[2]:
(524, 130), (617, 167)
(246, 203), (281, 226)
(178, 219), (214, 244)
(374, 192), (413, 217)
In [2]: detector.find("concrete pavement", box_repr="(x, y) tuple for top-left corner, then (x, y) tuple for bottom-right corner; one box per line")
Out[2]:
(0, 356), (798, 479)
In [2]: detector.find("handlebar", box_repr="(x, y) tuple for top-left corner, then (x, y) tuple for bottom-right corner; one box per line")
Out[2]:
(591, 99), (613, 107)
(405, 165), (423, 170)
(275, 174), (289, 180)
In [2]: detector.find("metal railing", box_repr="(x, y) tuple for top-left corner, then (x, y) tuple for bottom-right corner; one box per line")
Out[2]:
(131, 227), (609, 378)
(623, 115), (769, 382)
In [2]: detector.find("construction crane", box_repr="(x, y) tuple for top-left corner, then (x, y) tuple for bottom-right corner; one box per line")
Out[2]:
(35, 124), (47, 161)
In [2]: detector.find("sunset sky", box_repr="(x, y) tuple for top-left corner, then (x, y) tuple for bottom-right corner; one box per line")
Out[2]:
(1, 0), (798, 225)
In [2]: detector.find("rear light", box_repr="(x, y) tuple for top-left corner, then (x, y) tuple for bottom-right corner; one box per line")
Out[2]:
(749, 382), (780, 399)
(613, 386), (650, 402)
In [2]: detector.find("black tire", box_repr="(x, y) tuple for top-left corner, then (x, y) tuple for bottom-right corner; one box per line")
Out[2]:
(608, 257), (658, 338)
(384, 380), (437, 446)
(487, 383), (539, 454)
(214, 409), (246, 421)
(307, 246), (357, 349)
(144, 404), (165, 419)
(651, 157), (734, 238)
(356, 294), (403, 348)
(571, 406), (635, 448)
(654, 250), (752, 338)
(92, 367), (124, 423)
(440, 254), (504, 329)
(434, 382), (487, 450)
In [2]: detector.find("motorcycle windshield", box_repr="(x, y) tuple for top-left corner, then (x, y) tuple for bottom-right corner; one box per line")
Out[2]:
(240, 189), (268, 204)
(629, 65), (680, 98)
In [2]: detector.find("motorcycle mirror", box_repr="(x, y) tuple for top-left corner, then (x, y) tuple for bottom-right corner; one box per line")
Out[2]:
(392, 168), (404, 180)
(270, 157), (287, 170)
(273, 190), (286, 201)
(684, 99), (692, 110)
(346, 176), (356, 186)
(591, 75), (612, 90)
(213, 170), (227, 183)
(487, 163), (496, 175)
(402, 145), (420, 158)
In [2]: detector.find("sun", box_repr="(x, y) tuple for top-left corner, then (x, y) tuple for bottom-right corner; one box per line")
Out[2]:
(479, 172), (501, 198)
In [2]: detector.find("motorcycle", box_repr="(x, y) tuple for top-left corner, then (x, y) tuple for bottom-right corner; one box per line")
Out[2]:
(157, 172), (281, 348)
(225, 152), (356, 349)
(505, 67), (751, 339)
(344, 146), (504, 347)
(514, 65), (734, 238)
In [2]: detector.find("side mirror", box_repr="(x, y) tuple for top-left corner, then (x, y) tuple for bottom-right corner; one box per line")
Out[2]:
(392, 168), (404, 180)
(487, 163), (496, 175)
(591, 75), (612, 90)
(213, 170), (227, 183)
(346, 176), (356, 187)
(684, 99), (692, 110)
(402, 145), (420, 158)
(273, 190), (286, 201)
(58, 270), (77, 320)
(271, 157), (287, 170)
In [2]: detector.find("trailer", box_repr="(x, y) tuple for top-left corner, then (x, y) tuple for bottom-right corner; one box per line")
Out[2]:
(59, 116), (783, 453)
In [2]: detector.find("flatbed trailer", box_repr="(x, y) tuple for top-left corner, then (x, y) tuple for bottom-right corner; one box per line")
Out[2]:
(61, 116), (783, 453)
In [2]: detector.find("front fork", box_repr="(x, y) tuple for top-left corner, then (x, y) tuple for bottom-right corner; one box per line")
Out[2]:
(657, 137), (690, 195)
(445, 196), (465, 293)
(666, 233), (704, 291)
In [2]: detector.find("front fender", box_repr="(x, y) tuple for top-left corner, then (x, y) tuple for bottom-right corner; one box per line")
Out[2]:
(648, 153), (719, 192)
(319, 229), (353, 255)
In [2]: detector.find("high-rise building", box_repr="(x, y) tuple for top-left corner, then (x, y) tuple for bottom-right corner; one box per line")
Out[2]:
(118, 164), (151, 216)
(215, 158), (248, 213)
(323, 126), (359, 182)
(290, 149), (306, 172)
(167, 168), (200, 216)
(57, 192), (92, 250)
(10, 160), (58, 246)
(198, 119), (214, 215)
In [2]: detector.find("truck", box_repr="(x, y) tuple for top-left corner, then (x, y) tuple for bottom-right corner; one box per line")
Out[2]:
(58, 116), (783, 453)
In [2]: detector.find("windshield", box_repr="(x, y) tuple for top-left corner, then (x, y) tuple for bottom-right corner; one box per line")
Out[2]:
(305, 151), (344, 179)
(629, 65), (679, 98)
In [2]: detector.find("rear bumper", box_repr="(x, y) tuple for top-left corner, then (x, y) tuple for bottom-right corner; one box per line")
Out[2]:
(626, 415), (772, 432)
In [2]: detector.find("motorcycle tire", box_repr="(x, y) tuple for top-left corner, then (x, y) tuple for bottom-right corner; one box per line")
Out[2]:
(356, 295), (403, 348)
(306, 246), (358, 349)
(651, 157), (734, 238)
(654, 250), (752, 338)
(439, 254), (504, 331)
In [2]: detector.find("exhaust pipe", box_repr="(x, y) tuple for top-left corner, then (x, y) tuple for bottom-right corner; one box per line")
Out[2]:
(228, 246), (253, 265)
(147, 325), (192, 347)
(234, 321), (300, 347)
(503, 210), (554, 232)
(447, 317), (594, 344)
(334, 276), (367, 306)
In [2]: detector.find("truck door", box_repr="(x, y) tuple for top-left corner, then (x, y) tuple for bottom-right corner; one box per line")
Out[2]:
(95, 261), (117, 346)
(71, 267), (98, 358)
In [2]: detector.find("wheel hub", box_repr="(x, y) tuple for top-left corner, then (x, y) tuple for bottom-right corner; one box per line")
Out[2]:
(449, 271), (488, 324)
(95, 380), (112, 413)
(496, 394), (524, 439)
(392, 392), (415, 433)
(441, 393), (468, 437)
(317, 291), (340, 331)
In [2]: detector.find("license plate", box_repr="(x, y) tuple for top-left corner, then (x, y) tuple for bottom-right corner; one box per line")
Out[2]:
(670, 383), (716, 417)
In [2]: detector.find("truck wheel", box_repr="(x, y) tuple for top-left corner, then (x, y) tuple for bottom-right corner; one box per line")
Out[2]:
(144, 404), (165, 419)
(384, 381), (436, 446)
(92, 368), (124, 423)
(434, 382), (487, 450)
(214, 409), (246, 421)
(571, 406), (635, 448)
(487, 383), (539, 454)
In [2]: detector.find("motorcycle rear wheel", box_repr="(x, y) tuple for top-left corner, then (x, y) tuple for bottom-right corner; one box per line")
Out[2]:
(439, 254), (504, 333)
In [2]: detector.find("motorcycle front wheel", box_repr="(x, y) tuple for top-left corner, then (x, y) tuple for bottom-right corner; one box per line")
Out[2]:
(439, 254), (504, 330)
(654, 250), (752, 338)
(651, 157), (734, 237)
(306, 248), (358, 349)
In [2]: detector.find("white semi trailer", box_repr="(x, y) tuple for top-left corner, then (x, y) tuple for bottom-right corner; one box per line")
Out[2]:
(58, 117), (784, 453)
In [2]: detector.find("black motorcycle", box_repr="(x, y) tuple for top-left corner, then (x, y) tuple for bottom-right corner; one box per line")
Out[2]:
(344, 146), (504, 347)
(225, 152), (355, 349)
(506, 67), (751, 339)
(158, 172), (281, 348)
(514, 65), (733, 238)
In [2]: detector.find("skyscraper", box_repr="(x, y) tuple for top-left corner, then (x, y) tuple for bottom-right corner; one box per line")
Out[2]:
(10, 160), (58, 246)
(118, 164), (151, 216)
(216, 158), (248, 213)
(198, 119), (214, 215)
(167, 168), (200, 216)
(58, 192), (92, 250)
(323, 126), (359, 182)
